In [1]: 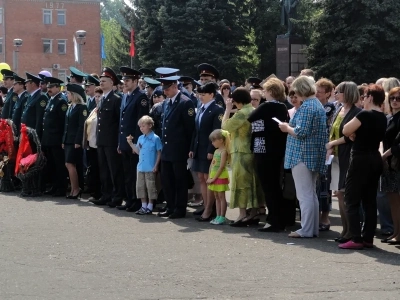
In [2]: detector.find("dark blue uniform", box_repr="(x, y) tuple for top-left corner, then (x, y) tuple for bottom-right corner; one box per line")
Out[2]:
(161, 92), (195, 216)
(149, 101), (163, 137)
(190, 101), (223, 173)
(62, 104), (88, 189)
(1, 88), (17, 119)
(21, 89), (48, 140)
(86, 96), (97, 113)
(96, 90), (124, 205)
(11, 91), (29, 135)
(215, 93), (226, 109)
(42, 93), (68, 194)
(118, 87), (149, 208)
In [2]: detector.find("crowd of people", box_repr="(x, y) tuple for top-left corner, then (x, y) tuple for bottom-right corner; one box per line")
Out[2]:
(0, 62), (399, 251)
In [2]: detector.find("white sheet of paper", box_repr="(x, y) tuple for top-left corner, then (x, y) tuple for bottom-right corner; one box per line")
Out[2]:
(272, 117), (282, 124)
(325, 155), (334, 165)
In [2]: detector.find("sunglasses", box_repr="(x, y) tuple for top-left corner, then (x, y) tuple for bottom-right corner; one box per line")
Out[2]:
(389, 96), (400, 102)
(222, 87), (230, 90)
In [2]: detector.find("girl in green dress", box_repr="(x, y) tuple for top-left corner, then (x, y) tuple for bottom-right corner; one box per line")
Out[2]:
(207, 129), (230, 225)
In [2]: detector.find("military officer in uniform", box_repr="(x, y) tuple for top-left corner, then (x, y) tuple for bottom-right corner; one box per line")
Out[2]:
(21, 73), (49, 140)
(85, 75), (100, 113)
(197, 63), (225, 109)
(69, 67), (86, 86)
(90, 67), (125, 206)
(11, 74), (29, 135)
(115, 67), (149, 211)
(143, 77), (160, 104)
(38, 70), (52, 95)
(41, 76), (68, 197)
(156, 71), (196, 219)
(139, 68), (157, 78)
(180, 76), (199, 108)
(1, 69), (17, 119)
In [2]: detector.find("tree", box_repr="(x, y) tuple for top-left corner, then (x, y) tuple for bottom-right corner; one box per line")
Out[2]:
(101, 0), (129, 30)
(307, 0), (400, 83)
(101, 19), (130, 70)
(250, 0), (284, 79)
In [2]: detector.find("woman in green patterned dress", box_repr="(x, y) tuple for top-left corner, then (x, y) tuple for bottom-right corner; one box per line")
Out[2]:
(222, 87), (262, 226)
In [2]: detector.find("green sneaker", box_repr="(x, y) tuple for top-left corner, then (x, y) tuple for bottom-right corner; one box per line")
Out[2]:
(217, 216), (226, 225)
(210, 217), (219, 225)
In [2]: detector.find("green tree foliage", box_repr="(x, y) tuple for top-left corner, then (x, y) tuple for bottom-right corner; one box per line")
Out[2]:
(307, 0), (400, 83)
(101, 19), (130, 70)
(250, 0), (283, 79)
(101, 0), (129, 30)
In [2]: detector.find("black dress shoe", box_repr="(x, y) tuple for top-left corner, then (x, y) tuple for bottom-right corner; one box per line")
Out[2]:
(195, 216), (212, 222)
(193, 208), (204, 216)
(388, 240), (400, 245)
(168, 212), (186, 219)
(91, 199), (109, 205)
(116, 205), (128, 210)
(107, 201), (122, 208)
(158, 210), (173, 217)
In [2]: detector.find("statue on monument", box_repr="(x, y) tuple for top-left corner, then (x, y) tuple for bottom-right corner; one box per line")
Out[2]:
(280, 0), (300, 36)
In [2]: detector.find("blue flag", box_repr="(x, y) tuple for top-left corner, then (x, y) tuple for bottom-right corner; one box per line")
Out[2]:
(101, 33), (106, 59)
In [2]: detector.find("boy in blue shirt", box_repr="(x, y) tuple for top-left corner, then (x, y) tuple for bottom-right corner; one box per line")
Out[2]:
(127, 115), (162, 214)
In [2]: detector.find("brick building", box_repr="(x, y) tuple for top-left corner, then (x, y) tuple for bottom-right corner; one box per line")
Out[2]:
(0, 0), (101, 81)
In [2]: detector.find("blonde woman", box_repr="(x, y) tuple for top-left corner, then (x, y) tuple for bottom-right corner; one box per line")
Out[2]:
(279, 76), (328, 238)
(83, 86), (103, 200)
(62, 84), (88, 199)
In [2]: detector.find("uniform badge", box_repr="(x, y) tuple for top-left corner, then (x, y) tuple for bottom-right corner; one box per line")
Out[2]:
(141, 99), (147, 107)
(40, 100), (47, 107)
(218, 114), (223, 121)
(188, 108), (194, 116)
(325, 107), (332, 113)
(83, 110), (88, 117)
(61, 104), (67, 111)
(12, 96), (17, 102)
(50, 104), (54, 111)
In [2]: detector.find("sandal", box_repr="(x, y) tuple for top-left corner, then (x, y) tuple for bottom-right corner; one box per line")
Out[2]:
(319, 223), (330, 231)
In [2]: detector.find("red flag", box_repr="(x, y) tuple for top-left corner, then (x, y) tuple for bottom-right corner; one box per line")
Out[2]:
(129, 29), (135, 57)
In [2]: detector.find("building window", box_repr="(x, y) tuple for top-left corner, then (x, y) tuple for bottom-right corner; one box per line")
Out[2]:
(0, 8), (3, 24)
(43, 39), (52, 53)
(0, 38), (3, 54)
(43, 9), (52, 24)
(57, 40), (66, 54)
(58, 70), (67, 83)
(57, 10), (66, 25)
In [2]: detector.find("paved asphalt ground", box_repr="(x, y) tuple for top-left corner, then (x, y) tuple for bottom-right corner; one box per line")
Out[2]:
(0, 191), (399, 300)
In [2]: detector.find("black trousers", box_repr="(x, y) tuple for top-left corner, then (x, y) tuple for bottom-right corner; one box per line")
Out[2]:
(344, 151), (383, 243)
(121, 150), (139, 207)
(161, 160), (188, 214)
(42, 145), (67, 193)
(87, 147), (101, 199)
(255, 154), (286, 229)
(97, 146), (125, 202)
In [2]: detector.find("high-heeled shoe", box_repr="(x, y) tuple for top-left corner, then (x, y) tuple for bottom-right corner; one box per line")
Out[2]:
(66, 189), (82, 199)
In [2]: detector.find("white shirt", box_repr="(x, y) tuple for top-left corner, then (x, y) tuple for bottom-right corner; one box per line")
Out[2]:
(199, 100), (214, 124)
(30, 88), (41, 97)
(167, 91), (180, 104)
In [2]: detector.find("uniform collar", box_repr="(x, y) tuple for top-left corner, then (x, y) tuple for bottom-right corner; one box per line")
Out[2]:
(200, 100), (214, 111)
(30, 88), (41, 97)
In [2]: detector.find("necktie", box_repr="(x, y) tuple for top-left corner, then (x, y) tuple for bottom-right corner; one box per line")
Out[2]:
(198, 106), (205, 125)
(99, 96), (105, 109)
(165, 99), (172, 115)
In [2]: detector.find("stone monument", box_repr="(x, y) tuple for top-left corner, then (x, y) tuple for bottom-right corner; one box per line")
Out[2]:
(276, 0), (308, 79)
